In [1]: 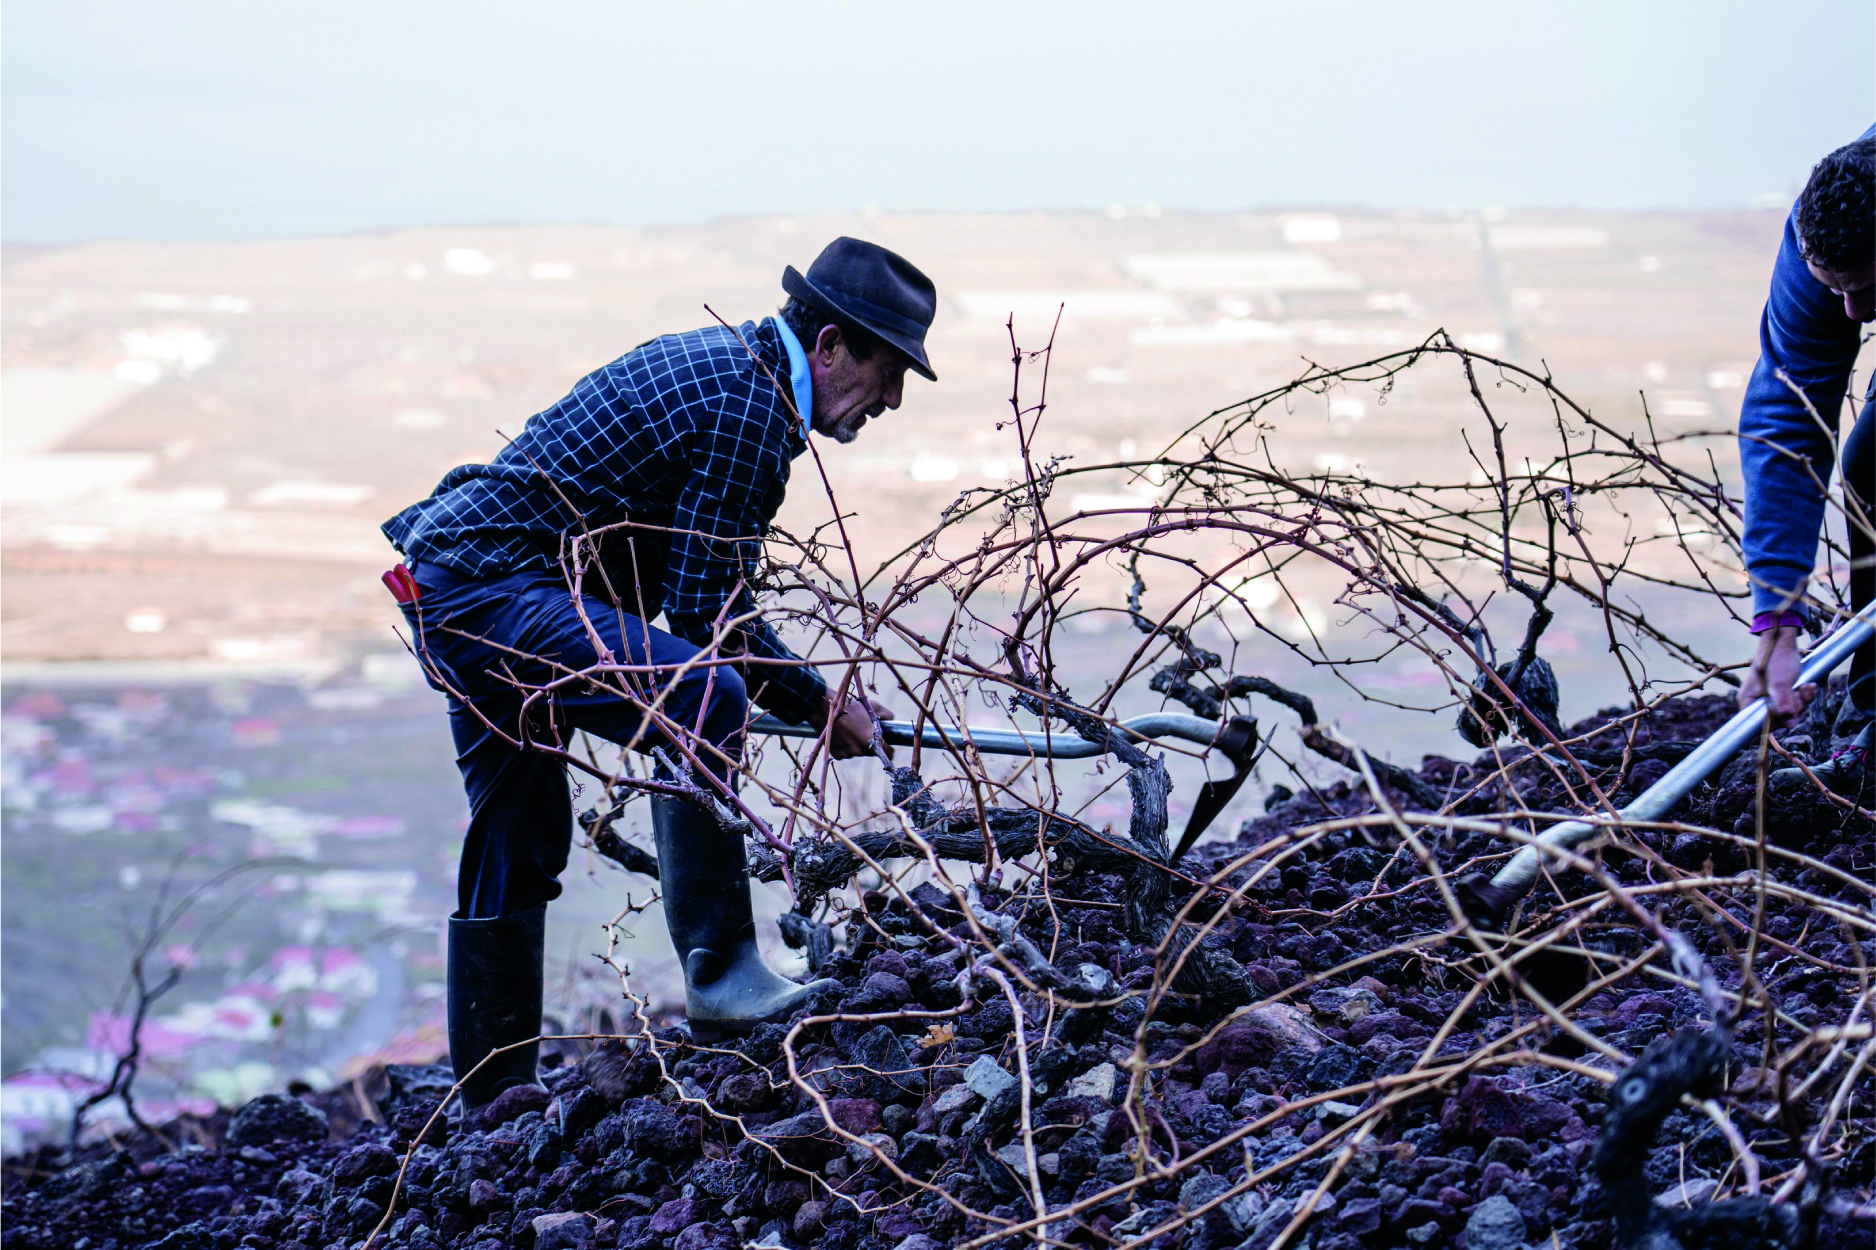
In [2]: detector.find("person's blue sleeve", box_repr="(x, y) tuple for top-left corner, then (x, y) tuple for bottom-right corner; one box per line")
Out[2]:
(1737, 209), (1864, 615)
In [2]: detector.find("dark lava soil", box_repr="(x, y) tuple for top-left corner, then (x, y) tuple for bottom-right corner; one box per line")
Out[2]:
(5, 690), (1871, 1250)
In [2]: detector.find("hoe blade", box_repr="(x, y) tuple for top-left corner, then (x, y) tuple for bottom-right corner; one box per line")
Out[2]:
(1172, 714), (1258, 862)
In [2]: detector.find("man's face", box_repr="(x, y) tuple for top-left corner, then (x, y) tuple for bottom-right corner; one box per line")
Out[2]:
(1806, 259), (1876, 322)
(808, 327), (907, 444)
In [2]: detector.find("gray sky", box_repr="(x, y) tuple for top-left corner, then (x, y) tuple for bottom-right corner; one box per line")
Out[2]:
(4, 0), (1872, 241)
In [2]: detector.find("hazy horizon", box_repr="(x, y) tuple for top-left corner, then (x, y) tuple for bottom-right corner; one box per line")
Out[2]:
(5, 0), (1872, 244)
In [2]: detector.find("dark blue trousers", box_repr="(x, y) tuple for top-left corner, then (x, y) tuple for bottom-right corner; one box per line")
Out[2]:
(399, 562), (747, 919)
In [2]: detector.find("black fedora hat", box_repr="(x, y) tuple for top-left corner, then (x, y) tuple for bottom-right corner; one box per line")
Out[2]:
(782, 237), (938, 381)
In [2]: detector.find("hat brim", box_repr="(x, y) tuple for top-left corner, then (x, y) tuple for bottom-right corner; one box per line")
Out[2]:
(783, 266), (936, 382)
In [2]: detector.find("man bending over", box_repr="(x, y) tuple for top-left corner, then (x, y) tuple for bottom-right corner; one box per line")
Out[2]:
(380, 238), (937, 1106)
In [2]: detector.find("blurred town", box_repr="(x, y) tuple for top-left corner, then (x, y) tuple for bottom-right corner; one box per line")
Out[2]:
(0, 205), (1793, 1147)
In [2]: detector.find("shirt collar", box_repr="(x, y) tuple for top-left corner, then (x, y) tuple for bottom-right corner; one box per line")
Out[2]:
(770, 316), (814, 438)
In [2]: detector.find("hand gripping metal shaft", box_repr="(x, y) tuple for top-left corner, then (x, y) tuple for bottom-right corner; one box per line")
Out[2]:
(751, 710), (1259, 855)
(1467, 599), (1874, 924)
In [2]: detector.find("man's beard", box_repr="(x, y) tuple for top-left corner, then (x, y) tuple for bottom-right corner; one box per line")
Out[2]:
(827, 407), (878, 444)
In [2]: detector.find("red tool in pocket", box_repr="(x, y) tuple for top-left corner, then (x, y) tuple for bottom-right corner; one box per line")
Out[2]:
(381, 564), (423, 605)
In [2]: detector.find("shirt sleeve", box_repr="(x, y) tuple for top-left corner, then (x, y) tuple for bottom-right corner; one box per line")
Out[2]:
(1737, 209), (1866, 615)
(662, 399), (828, 726)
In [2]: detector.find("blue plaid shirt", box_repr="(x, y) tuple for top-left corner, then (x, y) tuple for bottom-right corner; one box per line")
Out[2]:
(382, 317), (828, 724)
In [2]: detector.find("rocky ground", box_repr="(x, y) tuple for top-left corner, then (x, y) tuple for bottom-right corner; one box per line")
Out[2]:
(4, 689), (1871, 1250)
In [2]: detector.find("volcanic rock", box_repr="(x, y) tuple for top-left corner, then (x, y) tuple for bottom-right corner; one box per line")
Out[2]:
(963, 1055), (1017, 1100)
(1195, 1004), (1326, 1075)
(1064, 1061), (1118, 1102)
(533, 1210), (598, 1250)
(471, 1081), (550, 1127)
(1465, 1194), (1527, 1250)
(225, 1093), (329, 1148)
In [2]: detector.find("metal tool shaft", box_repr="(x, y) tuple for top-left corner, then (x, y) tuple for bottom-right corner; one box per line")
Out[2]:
(751, 711), (1223, 757)
(1484, 599), (1875, 901)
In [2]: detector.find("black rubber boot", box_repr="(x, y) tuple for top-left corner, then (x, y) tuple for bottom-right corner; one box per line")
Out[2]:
(446, 904), (546, 1110)
(1770, 721), (1872, 800)
(650, 796), (837, 1040)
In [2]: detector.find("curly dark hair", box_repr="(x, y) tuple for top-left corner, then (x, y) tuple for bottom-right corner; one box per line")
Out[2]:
(778, 295), (885, 363)
(1795, 136), (1875, 275)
